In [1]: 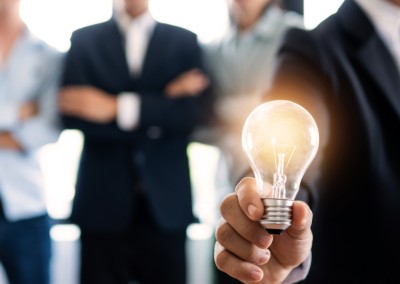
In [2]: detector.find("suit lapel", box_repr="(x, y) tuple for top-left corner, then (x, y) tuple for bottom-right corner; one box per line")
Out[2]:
(338, 0), (400, 116)
(141, 23), (165, 79)
(98, 20), (167, 92)
(356, 35), (400, 113)
(101, 19), (131, 84)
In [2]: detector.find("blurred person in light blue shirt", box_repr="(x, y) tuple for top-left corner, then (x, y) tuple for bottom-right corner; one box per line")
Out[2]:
(202, 0), (304, 193)
(0, 0), (62, 283)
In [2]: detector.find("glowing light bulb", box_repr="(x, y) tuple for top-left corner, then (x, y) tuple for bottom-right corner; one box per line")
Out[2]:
(242, 100), (319, 235)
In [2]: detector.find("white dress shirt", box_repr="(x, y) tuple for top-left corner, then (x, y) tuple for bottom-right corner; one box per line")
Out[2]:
(0, 29), (62, 221)
(356, 0), (400, 71)
(115, 10), (157, 131)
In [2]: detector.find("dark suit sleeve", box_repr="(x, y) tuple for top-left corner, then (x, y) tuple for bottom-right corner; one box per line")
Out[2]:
(61, 31), (212, 142)
(262, 28), (333, 210)
(138, 35), (213, 131)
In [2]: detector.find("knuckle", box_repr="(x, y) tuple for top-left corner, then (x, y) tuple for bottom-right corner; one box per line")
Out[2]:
(244, 245), (258, 261)
(219, 193), (238, 217)
(240, 220), (257, 241)
(235, 177), (255, 193)
(216, 222), (233, 245)
(216, 217), (225, 231)
(215, 249), (230, 271)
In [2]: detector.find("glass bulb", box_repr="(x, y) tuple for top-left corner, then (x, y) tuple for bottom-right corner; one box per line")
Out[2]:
(242, 100), (319, 234)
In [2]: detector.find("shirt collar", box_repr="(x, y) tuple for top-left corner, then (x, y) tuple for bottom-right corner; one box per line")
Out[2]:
(355, 0), (400, 49)
(0, 27), (42, 64)
(115, 9), (156, 36)
(253, 5), (287, 39)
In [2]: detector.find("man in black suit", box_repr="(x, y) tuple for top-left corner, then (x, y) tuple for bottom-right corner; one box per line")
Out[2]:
(58, 0), (210, 283)
(214, 0), (400, 283)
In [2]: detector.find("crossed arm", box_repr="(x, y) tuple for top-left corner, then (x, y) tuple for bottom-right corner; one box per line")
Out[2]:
(0, 102), (38, 151)
(58, 31), (210, 139)
(0, 51), (63, 152)
(58, 69), (209, 125)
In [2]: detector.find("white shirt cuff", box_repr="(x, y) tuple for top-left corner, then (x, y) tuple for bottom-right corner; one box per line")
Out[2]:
(117, 92), (141, 131)
(281, 253), (312, 284)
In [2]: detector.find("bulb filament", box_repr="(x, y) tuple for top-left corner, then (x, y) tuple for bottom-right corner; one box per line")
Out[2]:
(272, 153), (287, 199)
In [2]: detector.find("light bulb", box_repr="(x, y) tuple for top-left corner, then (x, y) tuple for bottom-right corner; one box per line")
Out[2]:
(242, 100), (319, 235)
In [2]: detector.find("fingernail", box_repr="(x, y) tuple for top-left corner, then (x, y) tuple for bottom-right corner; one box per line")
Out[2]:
(251, 270), (263, 281)
(248, 204), (257, 217)
(259, 253), (270, 265)
(259, 234), (271, 248)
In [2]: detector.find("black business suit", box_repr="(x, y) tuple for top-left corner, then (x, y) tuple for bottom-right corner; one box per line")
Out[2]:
(62, 18), (210, 283)
(265, 0), (400, 283)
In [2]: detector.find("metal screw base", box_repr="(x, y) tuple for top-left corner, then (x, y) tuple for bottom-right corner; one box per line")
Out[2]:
(259, 199), (294, 235)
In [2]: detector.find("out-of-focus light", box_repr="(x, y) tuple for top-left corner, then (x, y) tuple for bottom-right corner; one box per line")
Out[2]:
(50, 224), (81, 242)
(304, 0), (344, 30)
(187, 142), (220, 225)
(187, 223), (213, 240)
(20, 0), (113, 51)
(150, 0), (229, 43)
(21, 0), (228, 52)
(39, 130), (84, 219)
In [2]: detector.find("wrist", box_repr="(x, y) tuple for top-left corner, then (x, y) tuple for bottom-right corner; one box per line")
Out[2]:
(109, 96), (118, 119)
(165, 85), (175, 96)
(19, 105), (29, 121)
(0, 132), (22, 151)
(19, 102), (38, 121)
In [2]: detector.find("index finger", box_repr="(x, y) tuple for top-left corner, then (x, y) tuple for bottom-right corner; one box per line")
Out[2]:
(235, 177), (264, 221)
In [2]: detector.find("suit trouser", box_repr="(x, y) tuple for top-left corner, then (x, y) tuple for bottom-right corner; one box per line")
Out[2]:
(0, 200), (51, 284)
(79, 194), (186, 284)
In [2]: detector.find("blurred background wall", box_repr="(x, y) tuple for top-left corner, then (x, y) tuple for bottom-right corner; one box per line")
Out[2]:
(0, 0), (344, 283)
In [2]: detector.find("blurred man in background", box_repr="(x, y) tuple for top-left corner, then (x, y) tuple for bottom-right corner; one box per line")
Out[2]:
(215, 0), (400, 283)
(0, 0), (62, 283)
(58, 0), (210, 283)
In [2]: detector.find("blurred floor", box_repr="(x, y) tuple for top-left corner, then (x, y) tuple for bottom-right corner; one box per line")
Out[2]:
(0, 224), (214, 284)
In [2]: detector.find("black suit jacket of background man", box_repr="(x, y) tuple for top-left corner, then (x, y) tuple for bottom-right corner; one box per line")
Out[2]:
(267, 0), (400, 283)
(62, 19), (211, 233)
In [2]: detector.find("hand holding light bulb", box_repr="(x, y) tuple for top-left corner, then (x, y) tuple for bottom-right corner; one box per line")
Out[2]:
(215, 178), (313, 283)
(215, 101), (316, 283)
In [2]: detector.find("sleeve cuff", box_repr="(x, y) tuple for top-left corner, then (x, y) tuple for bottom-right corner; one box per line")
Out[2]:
(282, 253), (312, 284)
(117, 92), (141, 131)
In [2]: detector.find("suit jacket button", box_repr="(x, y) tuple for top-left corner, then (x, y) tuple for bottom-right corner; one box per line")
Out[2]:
(147, 126), (162, 139)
